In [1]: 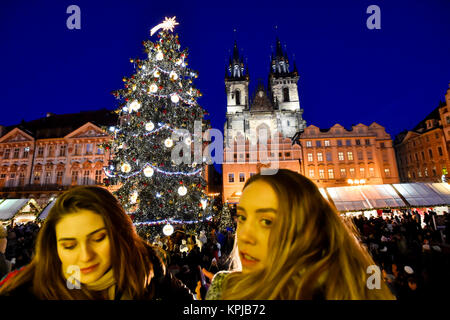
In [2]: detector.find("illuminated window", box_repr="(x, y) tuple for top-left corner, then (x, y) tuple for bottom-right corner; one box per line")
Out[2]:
(308, 153), (313, 162)
(317, 152), (323, 162)
(328, 169), (334, 179)
(338, 152), (344, 161)
(347, 152), (353, 161)
(309, 169), (315, 178)
(319, 169), (325, 179)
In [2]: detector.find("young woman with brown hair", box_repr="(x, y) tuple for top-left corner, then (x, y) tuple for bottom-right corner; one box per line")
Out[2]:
(0, 186), (193, 300)
(206, 169), (395, 300)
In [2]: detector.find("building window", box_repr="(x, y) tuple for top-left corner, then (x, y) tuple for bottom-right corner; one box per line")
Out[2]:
(71, 171), (79, 185)
(326, 152), (332, 161)
(380, 142), (385, 148)
(347, 152), (354, 161)
(306, 141), (312, 148)
(56, 171), (64, 185)
(418, 170), (422, 178)
(34, 172), (41, 184)
(360, 167), (365, 177)
(357, 151), (363, 161)
(285, 152), (291, 157)
(338, 152), (344, 161)
(415, 153), (418, 161)
(447, 116), (450, 125)
(95, 170), (102, 184)
(44, 172), (52, 185)
(432, 167), (437, 176)
(349, 168), (355, 177)
(4, 149), (10, 159)
(0, 174), (6, 187)
(48, 145), (54, 157)
(37, 147), (44, 158)
(356, 139), (361, 146)
(369, 167), (375, 177)
(337, 140), (342, 147)
(346, 140), (352, 146)
(316, 141), (322, 147)
(309, 169), (315, 178)
(421, 151), (425, 160)
(228, 173), (234, 183)
(438, 147), (443, 156)
(424, 168), (428, 177)
(324, 140), (330, 147)
(249, 172), (256, 178)
(283, 87), (290, 102)
(340, 168), (346, 177)
(86, 144), (93, 155)
(13, 148), (20, 159)
(428, 149), (433, 159)
(83, 170), (90, 185)
(367, 151), (373, 160)
(384, 168), (391, 177)
(382, 153), (388, 162)
(319, 169), (325, 179)
(317, 152), (323, 162)
(235, 89), (241, 105)
(60, 145), (66, 157)
(23, 147), (29, 158)
(8, 173), (16, 187)
(435, 133), (440, 139)
(18, 172), (25, 186)
(308, 153), (313, 162)
(74, 144), (81, 156)
(328, 169), (334, 179)
(97, 144), (104, 155)
(365, 139), (370, 145)
(239, 173), (245, 182)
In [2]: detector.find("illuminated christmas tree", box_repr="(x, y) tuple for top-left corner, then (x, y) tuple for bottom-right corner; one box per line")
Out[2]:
(104, 17), (212, 237)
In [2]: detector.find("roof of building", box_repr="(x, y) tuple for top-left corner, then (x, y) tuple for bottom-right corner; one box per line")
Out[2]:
(1, 108), (118, 139)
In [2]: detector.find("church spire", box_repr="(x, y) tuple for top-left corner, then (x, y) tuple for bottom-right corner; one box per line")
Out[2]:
(270, 37), (290, 75)
(226, 40), (248, 80)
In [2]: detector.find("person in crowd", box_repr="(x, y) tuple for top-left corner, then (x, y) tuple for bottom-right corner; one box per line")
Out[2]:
(0, 186), (193, 300)
(0, 225), (11, 280)
(206, 169), (395, 300)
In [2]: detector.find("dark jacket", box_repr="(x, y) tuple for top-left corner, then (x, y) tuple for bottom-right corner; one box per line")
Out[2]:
(0, 247), (194, 300)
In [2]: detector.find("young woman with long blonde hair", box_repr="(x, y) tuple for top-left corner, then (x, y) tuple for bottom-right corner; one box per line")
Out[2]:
(206, 169), (395, 300)
(0, 186), (193, 300)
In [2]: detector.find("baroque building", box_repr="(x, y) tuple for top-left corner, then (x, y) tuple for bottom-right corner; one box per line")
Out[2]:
(296, 123), (400, 187)
(0, 109), (117, 205)
(394, 85), (450, 182)
(222, 39), (306, 203)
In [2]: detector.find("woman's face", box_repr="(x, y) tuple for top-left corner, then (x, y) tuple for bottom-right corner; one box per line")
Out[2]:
(236, 180), (278, 273)
(55, 209), (111, 284)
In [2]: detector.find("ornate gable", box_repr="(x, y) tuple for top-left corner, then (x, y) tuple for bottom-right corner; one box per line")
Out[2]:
(66, 122), (108, 139)
(0, 128), (34, 144)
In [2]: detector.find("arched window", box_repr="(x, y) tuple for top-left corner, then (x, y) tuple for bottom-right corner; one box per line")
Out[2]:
(283, 87), (290, 102)
(235, 89), (241, 105)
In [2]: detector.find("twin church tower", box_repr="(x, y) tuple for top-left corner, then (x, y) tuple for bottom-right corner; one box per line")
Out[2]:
(222, 38), (307, 202)
(224, 39), (307, 146)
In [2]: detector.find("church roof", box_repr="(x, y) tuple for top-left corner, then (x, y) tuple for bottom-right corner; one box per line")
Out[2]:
(250, 83), (274, 112)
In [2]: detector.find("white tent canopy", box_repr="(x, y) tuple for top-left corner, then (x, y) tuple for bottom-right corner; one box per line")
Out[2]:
(326, 186), (372, 212)
(392, 183), (449, 207)
(38, 200), (56, 220)
(0, 199), (39, 222)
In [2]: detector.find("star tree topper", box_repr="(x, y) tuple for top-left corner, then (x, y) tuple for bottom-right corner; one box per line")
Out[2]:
(150, 16), (179, 36)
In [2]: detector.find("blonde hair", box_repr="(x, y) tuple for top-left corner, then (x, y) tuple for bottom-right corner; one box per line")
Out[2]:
(221, 169), (395, 300)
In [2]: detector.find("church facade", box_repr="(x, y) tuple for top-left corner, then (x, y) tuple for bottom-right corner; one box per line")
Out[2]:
(222, 40), (306, 203)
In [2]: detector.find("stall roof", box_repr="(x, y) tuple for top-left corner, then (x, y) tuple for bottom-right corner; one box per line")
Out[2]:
(392, 183), (449, 207)
(0, 199), (31, 221)
(360, 185), (406, 209)
(38, 200), (56, 220)
(319, 188), (328, 201)
(326, 186), (372, 212)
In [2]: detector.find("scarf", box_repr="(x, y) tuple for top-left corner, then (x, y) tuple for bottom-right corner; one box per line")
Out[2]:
(63, 267), (132, 300)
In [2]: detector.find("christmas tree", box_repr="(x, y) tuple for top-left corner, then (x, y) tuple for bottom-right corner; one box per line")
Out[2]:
(218, 204), (235, 233)
(104, 17), (212, 238)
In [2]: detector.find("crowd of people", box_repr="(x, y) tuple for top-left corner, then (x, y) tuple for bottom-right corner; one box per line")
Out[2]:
(0, 222), (41, 279)
(1, 202), (450, 299)
(350, 209), (450, 299)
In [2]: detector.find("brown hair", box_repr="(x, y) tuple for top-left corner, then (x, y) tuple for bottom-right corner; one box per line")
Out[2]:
(0, 186), (163, 299)
(221, 169), (395, 300)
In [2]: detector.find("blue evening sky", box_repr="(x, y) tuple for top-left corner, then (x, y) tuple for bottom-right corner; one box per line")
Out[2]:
(1, 0), (449, 140)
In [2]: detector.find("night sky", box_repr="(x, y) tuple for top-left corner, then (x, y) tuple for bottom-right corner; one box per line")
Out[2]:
(1, 0), (450, 143)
